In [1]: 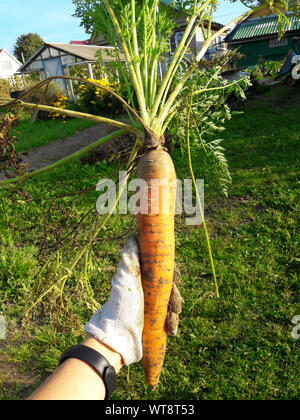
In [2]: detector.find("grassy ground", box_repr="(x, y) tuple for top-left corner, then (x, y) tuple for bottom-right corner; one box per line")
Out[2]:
(0, 83), (299, 400)
(14, 116), (96, 153)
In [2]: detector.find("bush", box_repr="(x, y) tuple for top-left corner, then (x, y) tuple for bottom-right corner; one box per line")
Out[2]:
(247, 60), (284, 80)
(199, 49), (244, 73)
(22, 81), (64, 120)
(261, 60), (284, 79)
(48, 93), (69, 122)
(76, 78), (123, 116)
(247, 65), (264, 81)
(0, 79), (10, 99)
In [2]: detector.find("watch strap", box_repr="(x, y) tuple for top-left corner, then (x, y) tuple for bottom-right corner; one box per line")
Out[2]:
(59, 344), (117, 399)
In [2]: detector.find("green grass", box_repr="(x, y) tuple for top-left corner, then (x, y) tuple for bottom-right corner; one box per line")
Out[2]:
(0, 84), (299, 400)
(14, 117), (96, 153)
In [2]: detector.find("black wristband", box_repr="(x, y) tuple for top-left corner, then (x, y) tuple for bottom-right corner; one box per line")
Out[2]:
(59, 344), (117, 400)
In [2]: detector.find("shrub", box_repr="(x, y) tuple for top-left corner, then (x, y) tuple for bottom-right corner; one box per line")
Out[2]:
(22, 81), (64, 120)
(24, 81), (63, 105)
(247, 60), (284, 80)
(76, 78), (123, 116)
(261, 60), (284, 79)
(48, 93), (69, 122)
(0, 79), (10, 99)
(247, 65), (264, 80)
(199, 49), (244, 73)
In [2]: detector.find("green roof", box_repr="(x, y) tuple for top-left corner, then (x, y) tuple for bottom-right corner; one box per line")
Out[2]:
(160, 0), (180, 10)
(161, 0), (175, 6)
(228, 13), (300, 42)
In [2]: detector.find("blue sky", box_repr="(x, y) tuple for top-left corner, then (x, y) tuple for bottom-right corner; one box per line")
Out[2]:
(1, 0), (249, 56)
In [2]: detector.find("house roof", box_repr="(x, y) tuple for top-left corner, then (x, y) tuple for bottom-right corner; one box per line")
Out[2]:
(46, 43), (115, 61)
(0, 48), (22, 65)
(161, 0), (177, 7)
(19, 42), (125, 72)
(70, 40), (90, 45)
(227, 13), (300, 43)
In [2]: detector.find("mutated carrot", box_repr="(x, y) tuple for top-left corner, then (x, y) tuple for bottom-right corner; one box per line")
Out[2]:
(137, 149), (177, 389)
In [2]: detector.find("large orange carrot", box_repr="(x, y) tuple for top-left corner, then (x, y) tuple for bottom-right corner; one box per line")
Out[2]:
(137, 149), (177, 389)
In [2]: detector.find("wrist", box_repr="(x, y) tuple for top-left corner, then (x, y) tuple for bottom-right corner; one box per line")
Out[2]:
(82, 334), (124, 373)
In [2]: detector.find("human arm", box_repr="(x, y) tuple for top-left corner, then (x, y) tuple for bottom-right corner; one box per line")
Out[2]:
(29, 335), (123, 400)
(29, 238), (143, 400)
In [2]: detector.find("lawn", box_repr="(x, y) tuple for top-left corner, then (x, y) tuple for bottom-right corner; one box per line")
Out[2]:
(15, 116), (96, 153)
(0, 83), (299, 400)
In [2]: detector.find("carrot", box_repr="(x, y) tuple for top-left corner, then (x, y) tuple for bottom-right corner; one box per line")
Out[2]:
(137, 149), (177, 390)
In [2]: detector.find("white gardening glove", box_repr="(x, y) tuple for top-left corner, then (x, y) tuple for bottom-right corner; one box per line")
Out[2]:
(84, 237), (144, 366)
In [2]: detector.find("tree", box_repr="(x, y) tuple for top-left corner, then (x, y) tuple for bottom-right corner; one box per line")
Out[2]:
(13, 33), (44, 63)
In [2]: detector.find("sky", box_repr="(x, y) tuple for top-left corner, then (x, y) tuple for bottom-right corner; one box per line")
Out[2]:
(1, 0), (249, 57)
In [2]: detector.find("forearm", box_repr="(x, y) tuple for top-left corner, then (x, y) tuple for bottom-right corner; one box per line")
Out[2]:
(29, 335), (124, 401)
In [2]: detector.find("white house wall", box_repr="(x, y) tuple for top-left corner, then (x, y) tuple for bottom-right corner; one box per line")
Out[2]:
(0, 50), (21, 79)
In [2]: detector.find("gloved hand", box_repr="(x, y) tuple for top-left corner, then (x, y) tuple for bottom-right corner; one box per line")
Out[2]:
(84, 237), (144, 366)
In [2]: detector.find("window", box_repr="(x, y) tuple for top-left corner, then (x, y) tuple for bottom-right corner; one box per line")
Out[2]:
(170, 31), (184, 53)
(269, 38), (288, 48)
(50, 48), (59, 57)
(215, 35), (226, 51)
(61, 55), (75, 66)
(41, 48), (51, 59)
(28, 60), (43, 71)
(0, 61), (13, 72)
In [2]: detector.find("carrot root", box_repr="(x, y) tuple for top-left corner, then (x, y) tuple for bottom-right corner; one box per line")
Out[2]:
(137, 149), (177, 389)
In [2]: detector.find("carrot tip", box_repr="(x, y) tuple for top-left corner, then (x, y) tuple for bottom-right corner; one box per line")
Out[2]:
(146, 384), (157, 393)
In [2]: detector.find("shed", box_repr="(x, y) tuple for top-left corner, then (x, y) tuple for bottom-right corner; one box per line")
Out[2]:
(226, 12), (300, 68)
(18, 42), (125, 97)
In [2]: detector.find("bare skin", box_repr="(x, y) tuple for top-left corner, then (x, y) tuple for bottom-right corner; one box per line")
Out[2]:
(29, 335), (123, 401)
(29, 265), (182, 399)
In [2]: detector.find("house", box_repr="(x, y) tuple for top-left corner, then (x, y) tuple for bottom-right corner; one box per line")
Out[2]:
(18, 3), (227, 98)
(162, 0), (227, 59)
(225, 7), (300, 68)
(0, 49), (22, 80)
(70, 40), (90, 45)
(91, 0), (227, 60)
(18, 42), (125, 97)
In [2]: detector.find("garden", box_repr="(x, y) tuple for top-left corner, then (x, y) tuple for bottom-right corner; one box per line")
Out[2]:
(0, 0), (299, 401)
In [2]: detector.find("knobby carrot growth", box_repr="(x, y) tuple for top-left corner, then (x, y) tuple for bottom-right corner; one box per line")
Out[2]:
(137, 149), (177, 389)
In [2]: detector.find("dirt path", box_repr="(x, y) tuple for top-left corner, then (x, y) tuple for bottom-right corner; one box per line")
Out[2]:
(0, 121), (134, 180)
